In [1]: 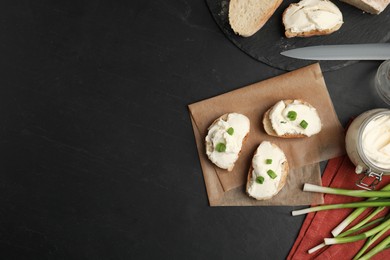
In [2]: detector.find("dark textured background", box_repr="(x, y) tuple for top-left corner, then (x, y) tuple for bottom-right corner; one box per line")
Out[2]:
(0, 0), (388, 259)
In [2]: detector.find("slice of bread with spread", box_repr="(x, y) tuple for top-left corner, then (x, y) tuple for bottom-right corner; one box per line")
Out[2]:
(341, 0), (390, 14)
(247, 141), (289, 200)
(263, 100), (322, 138)
(205, 113), (250, 171)
(283, 0), (343, 38)
(229, 0), (283, 37)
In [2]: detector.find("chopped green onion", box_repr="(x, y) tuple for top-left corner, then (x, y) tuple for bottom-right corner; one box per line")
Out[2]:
(227, 127), (234, 135)
(299, 120), (308, 129)
(291, 200), (390, 216)
(280, 121), (287, 124)
(265, 159), (272, 164)
(256, 176), (264, 184)
(287, 111), (297, 121)
(303, 183), (390, 198)
(215, 143), (226, 152)
(267, 170), (277, 179)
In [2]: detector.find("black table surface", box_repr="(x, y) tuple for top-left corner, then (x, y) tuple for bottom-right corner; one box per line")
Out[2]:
(1, 1), (388, 259)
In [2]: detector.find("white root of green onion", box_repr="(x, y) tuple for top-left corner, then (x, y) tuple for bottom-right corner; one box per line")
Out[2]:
(307, 242), (326, 254)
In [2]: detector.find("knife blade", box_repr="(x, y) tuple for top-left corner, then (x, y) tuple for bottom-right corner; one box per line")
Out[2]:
(280, 43), (390, 60)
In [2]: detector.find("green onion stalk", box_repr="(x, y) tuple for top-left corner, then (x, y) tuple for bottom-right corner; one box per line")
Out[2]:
(292, 200), (390, 216)
(324, 217), (390, 245)
(353, 215), (390, 259)
(298, 183), (390, 255)
(331, 183), (390, 237)
(303, 183), (390, 198)
(357, 235), (390, 260)
(308, 217), (385, 254)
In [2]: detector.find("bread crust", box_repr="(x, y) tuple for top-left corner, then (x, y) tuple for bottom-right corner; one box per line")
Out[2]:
(205, 113), (249, 171)
(229, 0), (283, 37)
(246, 142), (289, 200)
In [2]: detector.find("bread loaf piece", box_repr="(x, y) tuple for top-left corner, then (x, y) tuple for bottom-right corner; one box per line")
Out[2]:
(246, 141), (289, 200)
(229, 0), (283, 37)
(341, 0), (390, 14)
(283, 0), (343, 38)
(263, 100), (322, 138)
(205, 113), (250, 171)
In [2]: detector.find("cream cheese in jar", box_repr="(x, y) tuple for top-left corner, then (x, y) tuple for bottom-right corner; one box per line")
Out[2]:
(346, 109), (390, 188)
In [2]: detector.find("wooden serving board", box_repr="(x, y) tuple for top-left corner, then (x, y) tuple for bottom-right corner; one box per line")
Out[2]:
(206, 0), (390, 71)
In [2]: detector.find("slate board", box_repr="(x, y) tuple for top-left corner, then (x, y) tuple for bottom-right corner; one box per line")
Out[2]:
(206, 0), (390, 71)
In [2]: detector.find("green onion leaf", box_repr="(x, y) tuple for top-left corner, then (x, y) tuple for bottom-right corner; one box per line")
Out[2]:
(287, 111), (297, 121)
(353, 215), (390, 259)
(227, 127), (234, 135)
(300, 120), (308, 129)
(267, 169), (277, 179)
(215, 143), (226, 152)
(357, 235), (390, 260)
(331, 183), (390, 237)
(265, 159), (272, 164)
(256, 176), (264, 184)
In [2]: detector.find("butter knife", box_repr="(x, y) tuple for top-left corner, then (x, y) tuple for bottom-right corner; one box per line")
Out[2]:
(280, 43), (390, 60)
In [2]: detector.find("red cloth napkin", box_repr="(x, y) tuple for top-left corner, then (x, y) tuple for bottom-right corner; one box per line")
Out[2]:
(288, 156), (390, 260)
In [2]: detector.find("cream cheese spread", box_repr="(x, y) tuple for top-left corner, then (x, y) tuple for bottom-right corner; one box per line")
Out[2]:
(247, 141), (287, 199)
(362, 114), (390, 169)
(269, 100), (322, 137)
(205, 113), (250, 170)
(283, 0), (343, 33)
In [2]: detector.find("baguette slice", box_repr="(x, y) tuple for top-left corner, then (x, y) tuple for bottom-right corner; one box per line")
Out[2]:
(341, 0), (390, 14)
(263, 100), (322, 138)
(246, 141), (289, 200)
(283, 0), (343, 38)
(205, 113), (250, 171)
(229, 0), (283, 37)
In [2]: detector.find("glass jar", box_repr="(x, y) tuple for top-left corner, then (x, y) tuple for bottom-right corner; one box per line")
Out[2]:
(345, 108), (390, 190)
(375, 60), (390, 105)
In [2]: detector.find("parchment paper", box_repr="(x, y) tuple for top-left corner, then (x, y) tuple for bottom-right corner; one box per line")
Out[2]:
(189, 63), (346, 206)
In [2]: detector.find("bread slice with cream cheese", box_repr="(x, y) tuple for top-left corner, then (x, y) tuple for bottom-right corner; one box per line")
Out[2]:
(229, 0), (283, 37)
(205, 113), (250, 171)
(246, 141), (289, 200)
(283, 0), (343, 38)
(341, 0), (390, 14)
(263, 100), (322, 138)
